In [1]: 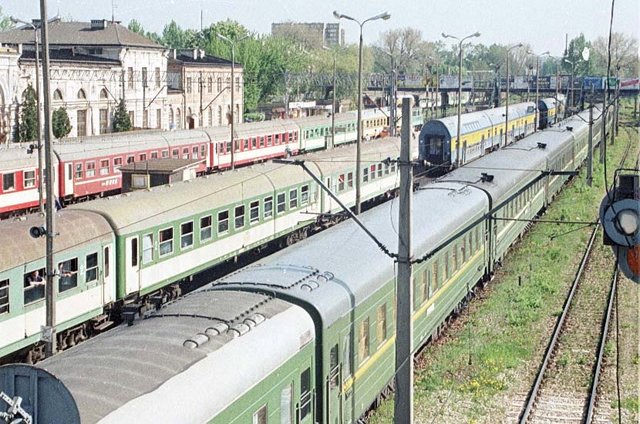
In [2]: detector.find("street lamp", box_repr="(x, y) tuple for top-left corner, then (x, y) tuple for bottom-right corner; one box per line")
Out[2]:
(216, 33), (248, 170)
(426, 56), (441, 118)
(333, 10), (390, 215)
(504, 43), (523, 146)
(323, 46), (338, 149)
(529, 50), (549, 131)
(382, 49), (397, 136)
(564, 58), (576, 112)
(11, 16), (44, 213)
(442, 31), (480, 167)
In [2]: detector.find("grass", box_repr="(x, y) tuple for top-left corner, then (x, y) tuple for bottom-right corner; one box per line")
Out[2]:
(369, 103), (639, 424)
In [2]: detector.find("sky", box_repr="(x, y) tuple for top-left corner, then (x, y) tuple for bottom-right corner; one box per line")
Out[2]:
(2, 0), (638, 56)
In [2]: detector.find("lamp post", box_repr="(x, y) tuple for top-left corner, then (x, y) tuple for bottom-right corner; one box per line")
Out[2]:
(426, 56), (440, 118)
(564, 58), (575, 112)
(11, 16), (44, 213)
(504, 43), (523, 146)
(382, 50), (397, 136)
(530, 50), (550, 131)
(216, 33), (247, 170)
(323, 46), (338, 149)
(442, 31), (480, 167)
(333, 10), (390, 215)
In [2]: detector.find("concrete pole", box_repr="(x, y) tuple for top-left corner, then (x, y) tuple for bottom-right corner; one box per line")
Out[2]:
(34, 27), (44, 213)
(587, 99), (593, 187)
(600, 78), (607, 163)
(355, 25), (363, 214)
(505, 56), (510, 146)
(230, 46), (235, 169)
(455, 41), (462, 166)
(389, 55), (396, 137)
(394, 97), (413, 424)
(40, 0), (58, 358)
(331, 53), (336, 149)
(535, 59), (540, 131)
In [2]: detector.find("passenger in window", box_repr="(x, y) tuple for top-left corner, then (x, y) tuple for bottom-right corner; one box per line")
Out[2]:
(27, 270), (44, 286)
(58, 263), (77, 288)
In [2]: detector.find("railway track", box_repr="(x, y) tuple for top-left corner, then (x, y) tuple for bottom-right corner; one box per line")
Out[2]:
(516, 137), (634, 424)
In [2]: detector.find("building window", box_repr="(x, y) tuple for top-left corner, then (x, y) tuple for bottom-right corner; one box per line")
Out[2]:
(186, 77), (192, 93)
(250, 200), (259, 224)
(143, 110), (149, 128)
(155, 67), (161, 88)
(142, 233), (154, 264)
(77, 89), (86, 99)
(53, 89), (63, 101)
(207, 76), (213, 93)
(100, 160), (110, 175)
(218, 105), (223, 125)
(99, 88), (109, 99)
(0, 279), (10, 314)
(128, 67), (134, 89)
(200, 215), (212, 241)
(128, 111), (135, 127)
(58, 258), (78, 292)
(77, 109), (87, 136)
(235, 76), (240, 91)
(264, 196), (273, 219)
(141, 67), (148, 88)
(157, 109), (162, 129)
(289, 188), (298, 209)
(99, 108), (108, 134)
(217, 77), (222, 92)
(24, 170), (36, 188)
(218, 210), (229, 233)
(208, 108), (213, 127)
(277, 193), (286, 214)
(235, 205), (245, 229)
(181, 222), (194, 249)
(159, 228), (174, 256)
(86, 162), (96, 178)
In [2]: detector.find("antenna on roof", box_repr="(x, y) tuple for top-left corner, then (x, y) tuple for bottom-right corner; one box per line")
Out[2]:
(111, 0), (116, 23)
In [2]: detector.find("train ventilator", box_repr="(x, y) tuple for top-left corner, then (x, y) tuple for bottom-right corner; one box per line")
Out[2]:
(600, 173), (640, 283)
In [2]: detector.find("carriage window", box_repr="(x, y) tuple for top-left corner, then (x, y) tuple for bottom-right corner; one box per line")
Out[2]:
(363, 167), (369, 183)
(329, 345), (339, 388)
(142, 233), (154, 264)
(252, 405), (267, 424)
(182, 148), (189, 159)
(377, 163), (383, 178)
(444, 251), (450, 280)
(377, 304), (387, 345)
(289, 189), (298, 209)
(250, 201), (260, 224)
(370, 164), (377, 180)
(301, 185), (309, 204)
(139, 153), (147, 162)
(100, 160), (110, 175)
(131, 237), (138, 267)
(218, 210), (229, 234)
(192, 146), (198, 159)
(58, 258), (78, 292)
(114, 157), (123, 168)
(85, 253), (98, 283)
(300, 368), (312, 420)
(338, 174), (345, 191)
(423, 268), (431, 300)
(264, 196), (273, 219)
(127, 155), (135, 164)
(24, 170), (36, 188)
(433, 259), (440, 291)
(74, 164), (83, 179)
(343, 332), (352, 377)
(23, 268), (45, 304)
(162, 150), (169, 158)
(2, 173), (15, 191)
(235, 205), (245, 229)
(277, 193), (286, 214)
(159, 228), (174, 256)
(200, 215), (212, 241)
(0, 279), (9, 314)
(181, 222), (194, 249)
(358, 317), (370, 361)
(86, 162), (96, 177)
(172, 149), (179, 158)
(151, 151), (158, 159)
(347, 172), (353, 188)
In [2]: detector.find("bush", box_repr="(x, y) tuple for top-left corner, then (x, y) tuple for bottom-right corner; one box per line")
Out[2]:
(52, 107), (72, 139)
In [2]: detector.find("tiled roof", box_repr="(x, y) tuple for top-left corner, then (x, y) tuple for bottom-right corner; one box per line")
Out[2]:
(0, 19), (163, 49)
(19, 49), (121, 65)
(169, 52), (234, 66)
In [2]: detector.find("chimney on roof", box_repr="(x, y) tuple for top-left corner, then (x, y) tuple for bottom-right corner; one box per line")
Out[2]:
(91, 19), (108, 30)
(172, 49), (177, 60)
(193, 49), (198, 60)
(199, 49), (205, 59)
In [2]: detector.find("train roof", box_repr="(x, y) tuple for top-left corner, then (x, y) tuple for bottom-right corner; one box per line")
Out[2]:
(201, 119), (300, 141)
(0, 210), (113, 271)
(0, 146), (42, 171)
(291, 112), (355, 128)
(214, 179), (488, 327)
(39, 290), (313, 424)
(436, 106), (595, 204)
(421, 102), (535, 140)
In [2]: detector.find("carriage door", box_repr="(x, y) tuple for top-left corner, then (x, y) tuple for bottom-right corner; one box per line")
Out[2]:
(327, 344), (343, 424)
(102, 245), (112, 304)
(64, 163), (73, 197)
(125, 236), (140, 295)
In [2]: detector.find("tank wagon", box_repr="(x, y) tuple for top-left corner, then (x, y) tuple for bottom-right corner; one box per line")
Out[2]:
(0, 105), (612, 423)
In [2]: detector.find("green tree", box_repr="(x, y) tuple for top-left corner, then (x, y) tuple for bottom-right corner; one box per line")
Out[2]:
(0, 6), (15, 31)
(112, 99), (132, 132)
(52, 107), (72, 139)
(127, 19), (145, 35)
(562, 34), (593, 76)
(19, 85), (38, 143)
(162, 20), (185, 49)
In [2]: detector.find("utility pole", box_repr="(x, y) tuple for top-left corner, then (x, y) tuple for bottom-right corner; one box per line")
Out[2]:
(199, 71), (204, 127)
(394, 97), (414, 424)
(587, 94), (593, 187)
(389, 55), (396, 137)
(331, 52), (336, 149)
(600, 78), (607, 163)
(40, 0), (58, 358)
